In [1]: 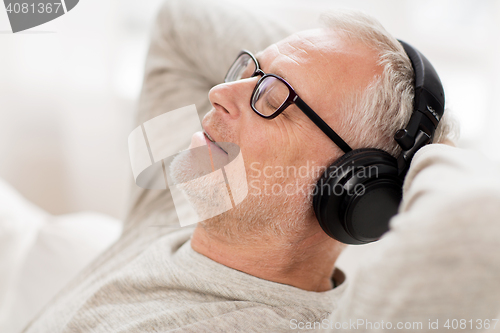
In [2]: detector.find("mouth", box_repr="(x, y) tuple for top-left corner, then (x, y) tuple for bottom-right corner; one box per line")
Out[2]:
(203, 130), (228, 155)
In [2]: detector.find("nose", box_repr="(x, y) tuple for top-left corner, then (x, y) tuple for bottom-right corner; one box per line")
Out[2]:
(208, 78), (258, 120)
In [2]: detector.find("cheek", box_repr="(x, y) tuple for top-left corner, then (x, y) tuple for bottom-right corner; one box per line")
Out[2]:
(240, 131), (274, 170)
(238, 114), (321, 179)
(238, 117), (276, 157)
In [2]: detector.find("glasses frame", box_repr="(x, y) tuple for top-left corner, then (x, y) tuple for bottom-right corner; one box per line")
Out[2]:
(224, 50), (352, 153)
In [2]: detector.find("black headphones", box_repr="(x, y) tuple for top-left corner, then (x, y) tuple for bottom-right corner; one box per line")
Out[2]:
(313, 40), (445, 245)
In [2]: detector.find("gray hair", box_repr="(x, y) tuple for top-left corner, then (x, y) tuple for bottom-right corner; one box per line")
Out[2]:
(321, 10), (458, 157)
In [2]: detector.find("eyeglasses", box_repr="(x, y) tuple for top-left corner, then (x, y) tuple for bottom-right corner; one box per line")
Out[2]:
(224, 50), (352, 153)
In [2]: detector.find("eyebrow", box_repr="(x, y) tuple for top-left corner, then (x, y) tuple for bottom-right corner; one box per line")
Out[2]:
(255, 51), (289, 82)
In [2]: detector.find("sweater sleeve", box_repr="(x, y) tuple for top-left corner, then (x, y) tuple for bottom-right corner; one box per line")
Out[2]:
(330, 144), (500, 332)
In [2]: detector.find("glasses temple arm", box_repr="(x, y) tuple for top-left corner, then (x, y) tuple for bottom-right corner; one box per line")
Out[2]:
(293, 96), (352, 153)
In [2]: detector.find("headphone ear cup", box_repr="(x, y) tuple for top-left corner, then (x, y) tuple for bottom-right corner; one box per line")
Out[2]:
(313, 148), (402, 244)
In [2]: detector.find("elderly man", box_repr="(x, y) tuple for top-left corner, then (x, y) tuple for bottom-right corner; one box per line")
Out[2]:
(23, 0), (500, 332)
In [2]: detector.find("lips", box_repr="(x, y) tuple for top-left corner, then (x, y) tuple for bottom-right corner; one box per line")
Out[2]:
(203, 130), (228, 155)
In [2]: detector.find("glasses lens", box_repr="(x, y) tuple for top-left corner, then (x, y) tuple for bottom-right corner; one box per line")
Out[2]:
(225, 53), (257, 82)
(252, 76), (290, 117)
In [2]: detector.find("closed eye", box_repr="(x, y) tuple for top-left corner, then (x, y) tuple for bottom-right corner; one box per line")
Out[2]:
(265, 99), (279, 111)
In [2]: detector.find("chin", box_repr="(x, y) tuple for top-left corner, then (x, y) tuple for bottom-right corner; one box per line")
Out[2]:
(168, 146), (232, 220)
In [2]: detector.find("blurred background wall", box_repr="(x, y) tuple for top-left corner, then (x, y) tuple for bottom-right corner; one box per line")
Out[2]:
(1, 0), (499, 219)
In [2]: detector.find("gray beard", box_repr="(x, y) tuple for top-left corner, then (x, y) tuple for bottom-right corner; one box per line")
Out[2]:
(168, 150), (315, 240)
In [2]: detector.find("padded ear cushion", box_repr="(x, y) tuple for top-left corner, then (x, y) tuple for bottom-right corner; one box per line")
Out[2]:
(331, 147), (377, 163)
(313, 148), (402, 244)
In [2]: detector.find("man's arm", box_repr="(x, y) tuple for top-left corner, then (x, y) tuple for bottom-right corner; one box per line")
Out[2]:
(330, 144), (500, 331)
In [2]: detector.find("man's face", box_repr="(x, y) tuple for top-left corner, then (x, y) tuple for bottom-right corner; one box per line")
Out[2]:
(174, 29), (381, 236)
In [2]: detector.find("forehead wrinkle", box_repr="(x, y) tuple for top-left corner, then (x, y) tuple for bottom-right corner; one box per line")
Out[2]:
(268, 43), (307, 85)
(276, 41), (305, 67)
(256, 44), (297, 82)
(304, 37), (334, 70)
(277, 39), (332, 99)
(255, 47), (287, 75)
(259, 38), (334, 99)
(296, 35), (339, 91)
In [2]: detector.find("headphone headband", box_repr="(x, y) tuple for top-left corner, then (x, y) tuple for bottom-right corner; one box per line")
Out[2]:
(394, 40), (445, 174)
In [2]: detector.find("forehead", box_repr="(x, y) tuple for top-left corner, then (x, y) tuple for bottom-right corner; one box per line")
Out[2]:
(257, 29), (381, 114)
